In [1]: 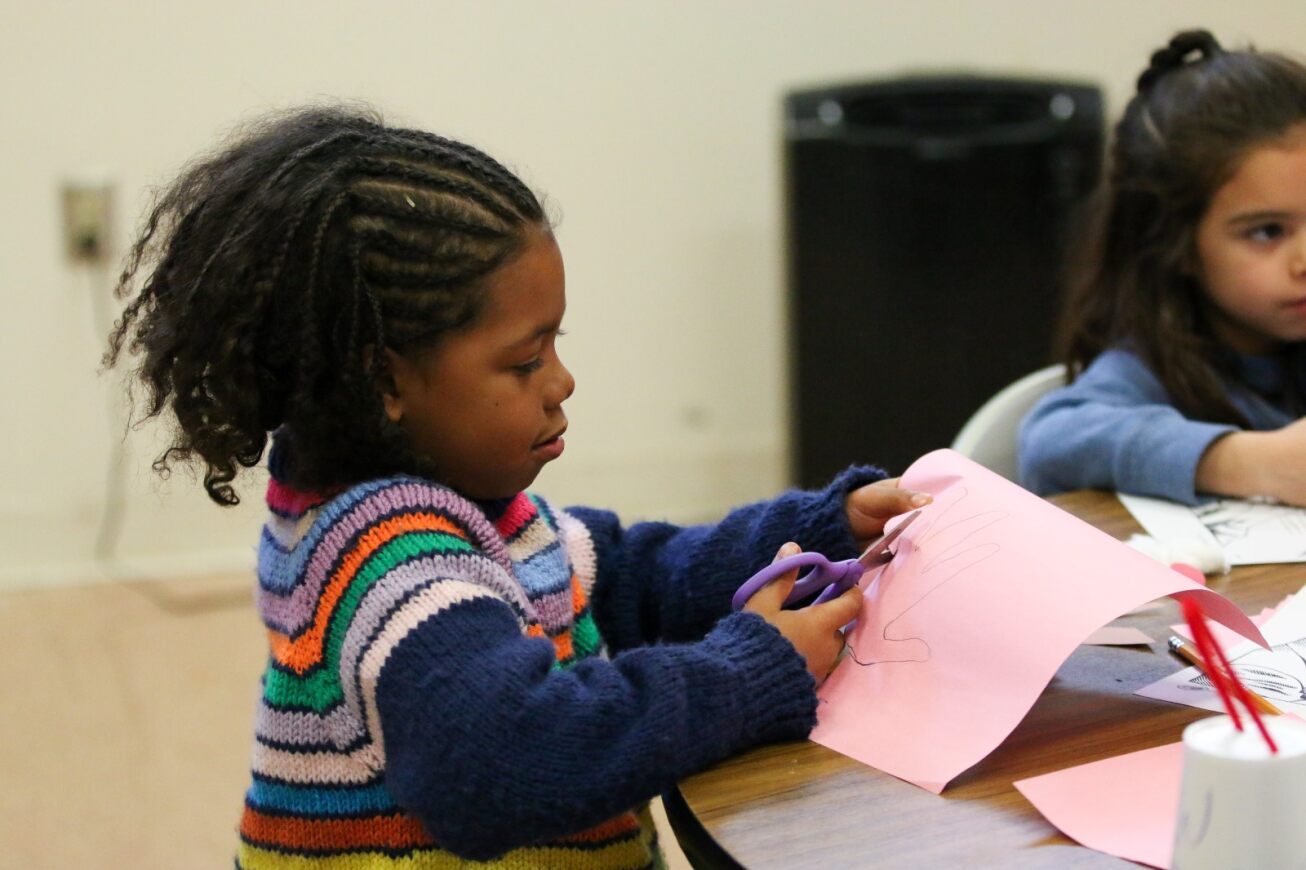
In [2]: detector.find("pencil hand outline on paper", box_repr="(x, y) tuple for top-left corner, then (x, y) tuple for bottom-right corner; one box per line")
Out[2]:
(846, 485), (1008, 668)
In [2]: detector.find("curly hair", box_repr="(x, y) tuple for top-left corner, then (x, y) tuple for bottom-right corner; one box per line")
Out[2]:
(1056, 29), (1306, 424)
(105, 105), (547, 505)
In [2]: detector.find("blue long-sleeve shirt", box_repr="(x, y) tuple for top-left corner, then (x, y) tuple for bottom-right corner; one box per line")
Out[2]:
(1018, 347), (1304, 504)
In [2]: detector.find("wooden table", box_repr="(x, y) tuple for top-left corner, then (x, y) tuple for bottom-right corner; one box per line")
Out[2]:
(666, 490), (1306, 869)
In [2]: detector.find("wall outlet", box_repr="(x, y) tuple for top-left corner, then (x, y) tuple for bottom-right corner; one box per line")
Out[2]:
(61, 182), (114, 265)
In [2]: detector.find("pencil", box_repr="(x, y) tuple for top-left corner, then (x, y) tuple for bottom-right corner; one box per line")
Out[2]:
(1167, 635), (1283, 716)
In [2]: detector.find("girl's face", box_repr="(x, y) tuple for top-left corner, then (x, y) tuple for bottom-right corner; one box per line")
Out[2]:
(1195, 125), (1306, 355)
(382, 226), (574, 500)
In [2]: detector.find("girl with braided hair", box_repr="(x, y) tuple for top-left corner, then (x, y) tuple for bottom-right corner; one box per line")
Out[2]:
(107, 105), (928, 867)
(1019, 29), (1306, 506)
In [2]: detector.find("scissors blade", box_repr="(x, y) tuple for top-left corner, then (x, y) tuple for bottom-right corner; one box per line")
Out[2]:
(855, 509), (921, 568)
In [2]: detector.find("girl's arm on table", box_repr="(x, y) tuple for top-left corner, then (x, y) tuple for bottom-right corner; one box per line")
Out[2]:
(1195, 417), (1306, 506)
(1019, 349), (1235, 505)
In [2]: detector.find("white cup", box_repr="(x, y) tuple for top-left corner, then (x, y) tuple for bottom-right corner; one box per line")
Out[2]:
(1171, 714), (1306, 870)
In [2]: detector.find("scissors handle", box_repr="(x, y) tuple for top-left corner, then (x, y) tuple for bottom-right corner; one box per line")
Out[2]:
(730, 552), (864, 611)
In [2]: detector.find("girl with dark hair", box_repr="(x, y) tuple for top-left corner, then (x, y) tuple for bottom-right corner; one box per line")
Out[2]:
(1019, 30), (1306, 506)
(107, 105), (926, 867)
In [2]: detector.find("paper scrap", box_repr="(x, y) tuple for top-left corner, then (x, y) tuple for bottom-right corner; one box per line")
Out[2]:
(1083, 626), (1153, 646)
(1015, 740), (1182, 869)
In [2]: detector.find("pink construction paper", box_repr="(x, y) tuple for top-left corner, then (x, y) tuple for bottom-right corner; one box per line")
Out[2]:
(1015, 714), (1306, 868)
(811, 449), (1267, 793)
(1013, 741), (1183, 869)
(1171, 597), (1287, 647)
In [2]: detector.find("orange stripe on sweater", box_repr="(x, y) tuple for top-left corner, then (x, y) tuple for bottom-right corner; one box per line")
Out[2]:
(269, 513), (467, 674)
(571, 574), (587, 615)
(558, 811), (642, 844)
(551, 630), (573, 662)
(240, 807), (435, 851)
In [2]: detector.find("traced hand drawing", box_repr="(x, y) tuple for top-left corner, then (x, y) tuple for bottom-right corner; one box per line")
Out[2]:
(846, 486), (1008, 667)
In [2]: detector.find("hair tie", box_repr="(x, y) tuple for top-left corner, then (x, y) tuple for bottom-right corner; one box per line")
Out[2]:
(1137, 29), (1224, 92)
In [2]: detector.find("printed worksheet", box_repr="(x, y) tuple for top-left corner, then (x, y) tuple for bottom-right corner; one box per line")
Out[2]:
(1120, 493), (1306, 566)
(1137, 584), (1306, 714)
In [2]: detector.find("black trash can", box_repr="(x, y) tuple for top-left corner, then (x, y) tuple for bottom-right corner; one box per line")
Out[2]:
(785, 76), (1103, 485)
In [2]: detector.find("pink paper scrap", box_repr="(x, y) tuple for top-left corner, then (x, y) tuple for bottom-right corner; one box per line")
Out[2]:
(1014, 741), (1182, 869)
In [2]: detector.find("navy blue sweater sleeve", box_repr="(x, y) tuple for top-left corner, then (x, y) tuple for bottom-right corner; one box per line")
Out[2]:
(568, 465), (887, 651)
(377, 597), (815, 860)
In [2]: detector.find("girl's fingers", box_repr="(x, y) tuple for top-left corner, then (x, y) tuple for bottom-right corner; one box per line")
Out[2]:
(808, 584), (863, 631)
(847, 480), (931, 539)
(744, 543), (801, 614)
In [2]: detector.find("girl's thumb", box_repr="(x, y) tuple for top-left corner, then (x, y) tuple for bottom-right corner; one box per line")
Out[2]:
(812, 584), (863, 631)
(745, 543), (802, 613)
(774, 541), (801, 562)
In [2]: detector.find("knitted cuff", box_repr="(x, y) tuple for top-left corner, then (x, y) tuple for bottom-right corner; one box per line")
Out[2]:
(700, 611), (818, 746)
(797, 464), (889, 562)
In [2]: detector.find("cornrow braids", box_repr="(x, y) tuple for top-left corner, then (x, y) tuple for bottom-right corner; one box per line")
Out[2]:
(1054, 30), (1306, 426)
(107, 105), (547, 505)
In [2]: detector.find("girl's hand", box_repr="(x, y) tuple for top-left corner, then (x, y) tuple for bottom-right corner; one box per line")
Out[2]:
(1197, 420), (1306, 506)
(743, 543), (863, 684)
(845, 477), (932, 549)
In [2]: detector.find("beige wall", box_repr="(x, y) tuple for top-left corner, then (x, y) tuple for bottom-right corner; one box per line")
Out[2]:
(3, 1), (1304, 588)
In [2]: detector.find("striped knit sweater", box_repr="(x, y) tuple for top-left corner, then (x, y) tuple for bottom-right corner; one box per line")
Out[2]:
(236, 459), (884, 868)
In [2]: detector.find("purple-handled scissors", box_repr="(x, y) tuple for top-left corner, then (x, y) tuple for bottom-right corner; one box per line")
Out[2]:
(730, 509), (921, 611)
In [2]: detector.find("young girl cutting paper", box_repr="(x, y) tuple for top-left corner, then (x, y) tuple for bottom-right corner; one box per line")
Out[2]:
(1020, 30), (1306, 506)
(106, 106), (928, 868)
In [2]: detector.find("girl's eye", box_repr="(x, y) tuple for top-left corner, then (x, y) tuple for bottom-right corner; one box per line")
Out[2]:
(1246, 223), (1286, 243)
(511, 331), (563, 375)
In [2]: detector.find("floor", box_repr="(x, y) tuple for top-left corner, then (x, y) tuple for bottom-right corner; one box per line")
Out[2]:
(0, 574), (691, 869)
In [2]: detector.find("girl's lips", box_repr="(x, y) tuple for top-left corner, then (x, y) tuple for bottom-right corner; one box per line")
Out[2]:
(533, 435), (565, 460)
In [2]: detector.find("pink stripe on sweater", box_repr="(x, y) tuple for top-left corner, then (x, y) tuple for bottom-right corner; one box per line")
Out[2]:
(495, 493), (537, 539)
(266, 477), (333, 516)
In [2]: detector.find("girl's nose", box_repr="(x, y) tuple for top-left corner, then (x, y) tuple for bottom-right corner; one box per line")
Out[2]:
(1293, 235), (1306, 279)
(1290, 228), (1306, 275)
(547, 359), (575, 407)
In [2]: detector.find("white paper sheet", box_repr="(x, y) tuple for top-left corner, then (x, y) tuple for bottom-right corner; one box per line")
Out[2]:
(1137, 583), (1306, 713)
(1120, 493), (1306, 567)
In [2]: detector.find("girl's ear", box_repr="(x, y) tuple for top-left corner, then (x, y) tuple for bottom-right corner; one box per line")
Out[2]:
(374, 347), (406, 425)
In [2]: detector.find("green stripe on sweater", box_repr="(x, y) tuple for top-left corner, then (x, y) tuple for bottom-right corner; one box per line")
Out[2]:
(263, 530), (478, 711)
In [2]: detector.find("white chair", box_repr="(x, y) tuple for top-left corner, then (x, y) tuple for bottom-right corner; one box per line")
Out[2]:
(951, 364), (1067, 482)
